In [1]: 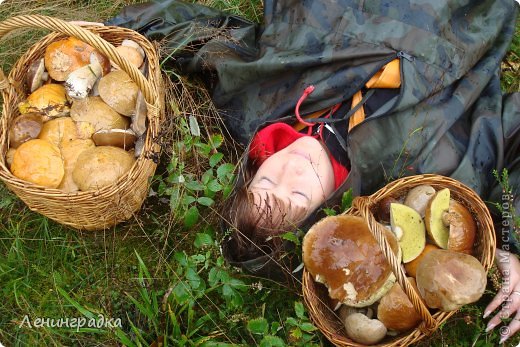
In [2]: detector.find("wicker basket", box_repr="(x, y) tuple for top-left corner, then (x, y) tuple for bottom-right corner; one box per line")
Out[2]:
(302, 174), (496, 347)
(0, 15), (164, 231)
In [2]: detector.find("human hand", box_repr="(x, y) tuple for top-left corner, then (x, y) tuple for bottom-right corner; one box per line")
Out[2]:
(484, 248), (520, 344)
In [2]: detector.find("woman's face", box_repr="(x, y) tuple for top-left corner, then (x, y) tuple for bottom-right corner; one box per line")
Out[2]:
(249, 136), (335, 219)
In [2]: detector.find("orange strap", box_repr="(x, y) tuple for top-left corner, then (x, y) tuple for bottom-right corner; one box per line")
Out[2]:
(348, 59), (401, 131)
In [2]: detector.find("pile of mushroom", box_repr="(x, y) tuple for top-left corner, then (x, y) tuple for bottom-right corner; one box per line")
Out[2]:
(303, 184), (485, 345)
(6, 36), (148, 192)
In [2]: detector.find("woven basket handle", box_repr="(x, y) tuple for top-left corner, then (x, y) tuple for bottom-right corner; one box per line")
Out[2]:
(0, 14), (155, 104)
(352, 195), (438, 333)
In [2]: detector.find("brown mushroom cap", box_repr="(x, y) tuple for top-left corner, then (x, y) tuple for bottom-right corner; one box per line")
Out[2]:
(9, 112), (44, 148)
(113, 45), (144, 68)
(416, 249), (486, 312)
(70, 96), (130, 132)
(44, 37), (110, 81)
(11, 139), (64, 188)
(445, 200), (477, 255)
(98, 70), (139, 116)
(92, 129), (137, 149)
(58, 139), (95, 193)
(72, 146), (135, 191)
(26, 58), (48, 93)
(303, 215), (401, 307)
(18, 84), (70, 119)
(377, 278), (422, 332)
(403, 243), (440, 278)
(38, 117), (78, 148)
(404, 185), (436, 218)
(375, 196), (399, 224)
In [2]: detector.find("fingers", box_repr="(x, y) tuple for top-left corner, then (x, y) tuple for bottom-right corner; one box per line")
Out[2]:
(486, 291), (520, 332)
(499, 310), (520, 344)
(485, 286), (513, 319)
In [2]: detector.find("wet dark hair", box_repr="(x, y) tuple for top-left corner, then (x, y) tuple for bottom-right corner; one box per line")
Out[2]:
(225, 162), (306, 261)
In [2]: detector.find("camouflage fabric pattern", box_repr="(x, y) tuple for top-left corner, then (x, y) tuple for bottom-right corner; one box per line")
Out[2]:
(108, 0), (520, 262)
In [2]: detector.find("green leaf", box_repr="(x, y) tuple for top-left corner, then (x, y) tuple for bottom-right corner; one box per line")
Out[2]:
(222, 185), (233, 199)
(259, 335), (285, 347)
(210, 134), (224, 149)
(197, 197), (214, 207)
(167, 173), (185, 184)
(208, 267), (221, 287)
(194, 142), (212, 156)
(341, 189), (354, 211)
(299, 322), (317, 332)
(194, 233), (213, 248)
(181, 195), (196, 206)
(169, 186), (181, 211)
(188, 115), (200, 136)
(322, 207), (337, 216)
(280, 232), (300, 245)
(184, 206), (199, 227)
(207, 179), (223, 192)
(290, 327), (302, 340)
(185, 180), (205, 191)
(247, 318), (269, 335)
(294, 301), (305, 319)
(201, 169), (213, 185)
(209, 152), (224, 167)
(186, 267), (202, 290)
(172, 282), (190, 304)
(217, 163), (235, 181)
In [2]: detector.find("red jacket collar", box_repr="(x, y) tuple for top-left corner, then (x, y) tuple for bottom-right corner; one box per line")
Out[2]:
(248, 123), (348, 189)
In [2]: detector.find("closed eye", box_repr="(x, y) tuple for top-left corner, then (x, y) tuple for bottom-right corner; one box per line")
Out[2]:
(251, 176), (276, 189)
(293, 191), (310, 202)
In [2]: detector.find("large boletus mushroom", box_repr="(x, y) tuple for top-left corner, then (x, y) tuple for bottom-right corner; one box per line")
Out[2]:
(58, 139), (95, 193)
(72, 146), (135, 191)
(9, 112), (44, 148)
(303, 215), (401, 307)
(70, 96), (130, 132)
(38, 117), (78, 148)
(11, 139), (64, 188)
(98, 70), (139, 116)
(18, 84), (70, 119)
(26, 58), (49, 93)
(377, 278), (422, 332)
(443, 200), (477, 254)
(416, 249), (486, 312)
(404, 185), (436, 218)
(44, 36), (110, 81)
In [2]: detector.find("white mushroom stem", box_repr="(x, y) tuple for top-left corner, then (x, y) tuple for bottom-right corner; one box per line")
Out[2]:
(65, 53), (102, 99)
(392, 225), (404, 241)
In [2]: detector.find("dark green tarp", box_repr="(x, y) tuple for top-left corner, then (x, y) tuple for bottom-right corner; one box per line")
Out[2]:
(108, 0), (519, 257)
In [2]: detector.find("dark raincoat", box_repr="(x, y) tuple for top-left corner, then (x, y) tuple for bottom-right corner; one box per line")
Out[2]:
(107, 0), (520, 281)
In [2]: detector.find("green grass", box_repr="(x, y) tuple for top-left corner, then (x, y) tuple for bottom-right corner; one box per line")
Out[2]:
(0, 1), (519, 347)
